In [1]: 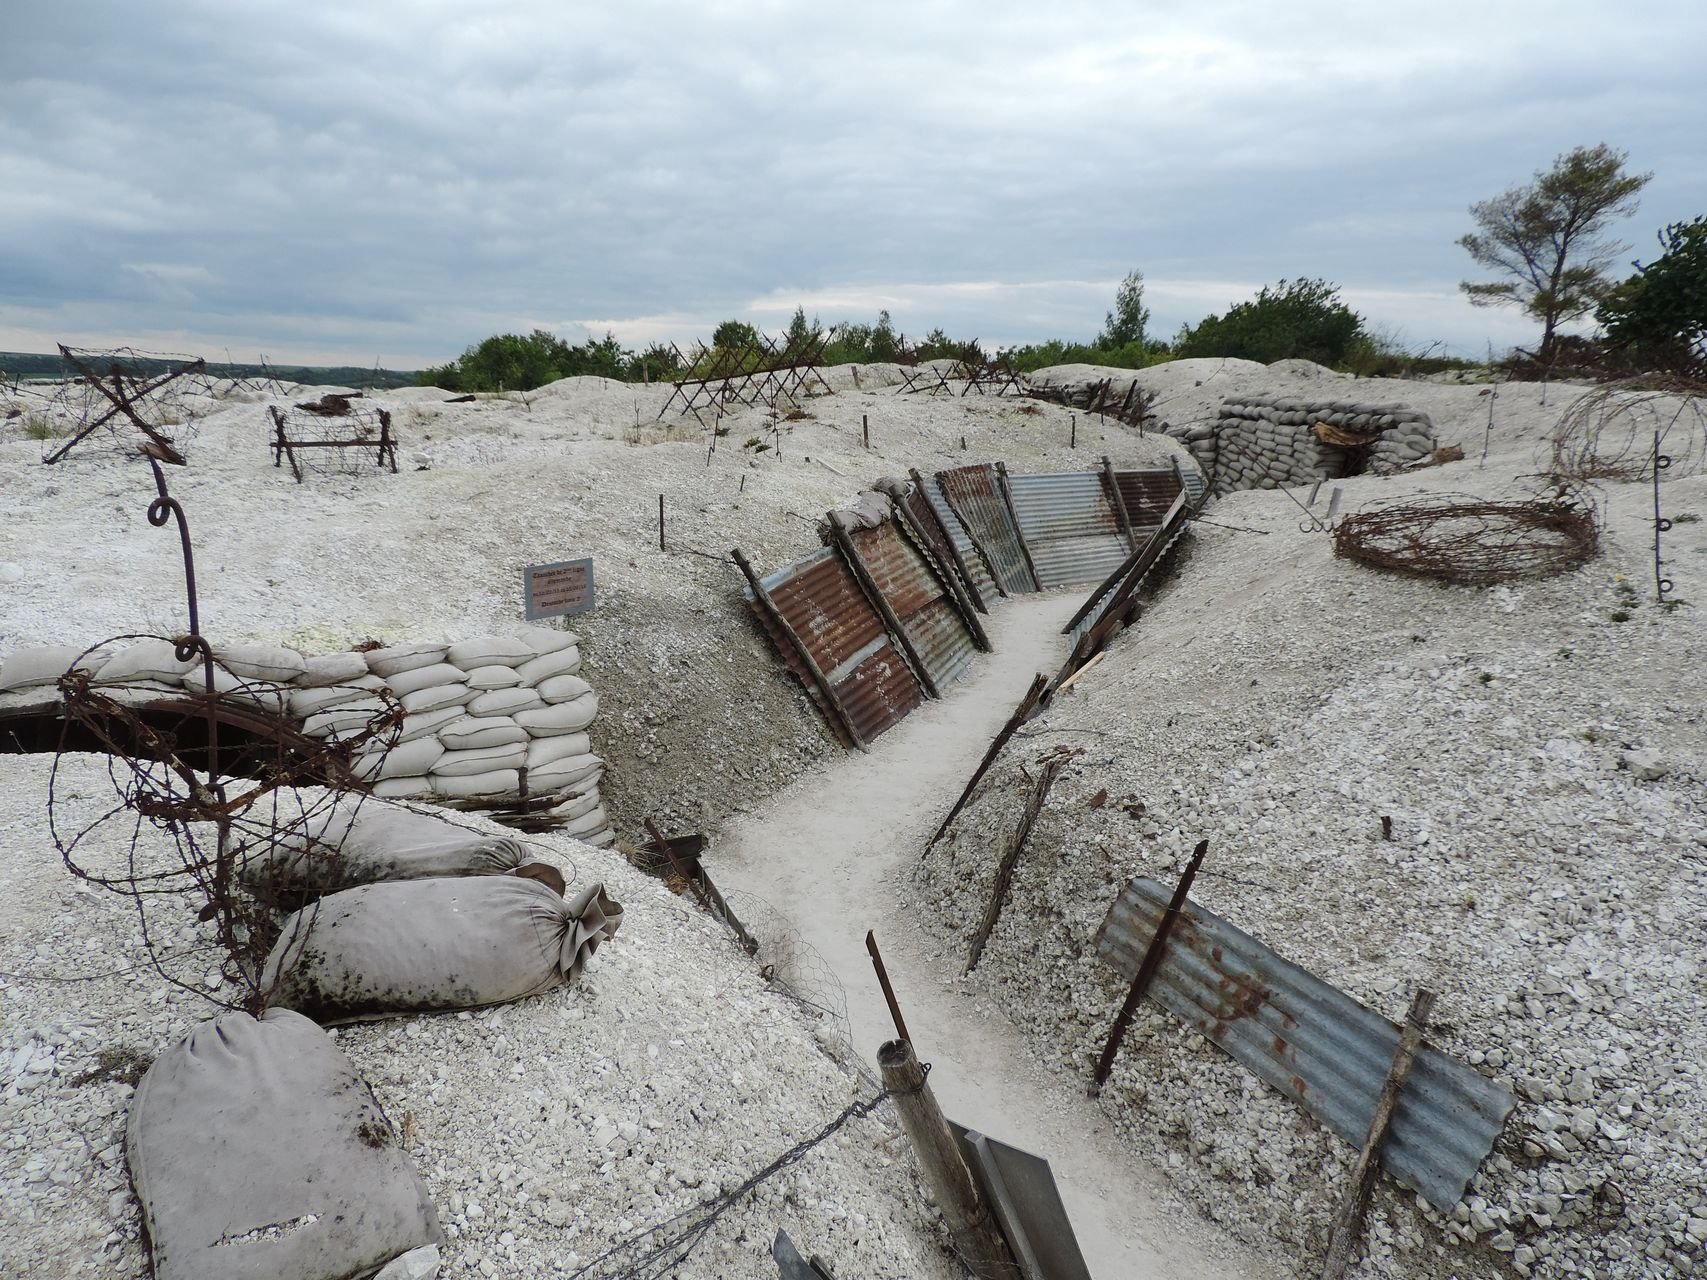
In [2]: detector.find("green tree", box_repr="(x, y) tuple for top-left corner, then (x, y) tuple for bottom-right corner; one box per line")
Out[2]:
(1176, 278), (1367, 365)
(1598, 216), (1707, 375)
(1459, 144), (1652, 362)
(1098, 269), (1150, 349)
(711, 319), (760, 351)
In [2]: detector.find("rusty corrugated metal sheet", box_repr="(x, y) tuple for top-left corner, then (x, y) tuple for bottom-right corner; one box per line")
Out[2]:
(937, 464), (1036, 595)
(1068, 493), (1191, 647)
(1113, 469), (1185, 531)
(1095, 878), (1515, 1210)
(851, 522), (977, 690)
(922, 479), (1000, 604)
(748, 546), (926, 746)
(1006, 471), (1130, 589)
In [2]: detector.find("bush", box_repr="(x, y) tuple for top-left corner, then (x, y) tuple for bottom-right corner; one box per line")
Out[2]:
(418, 329), (644, 392)
(1598, 216), (1707, 375)
(1175, 278), (1368, 366)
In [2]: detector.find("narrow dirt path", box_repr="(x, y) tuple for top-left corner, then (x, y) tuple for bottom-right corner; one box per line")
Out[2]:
(718, 592), (1286, 1280)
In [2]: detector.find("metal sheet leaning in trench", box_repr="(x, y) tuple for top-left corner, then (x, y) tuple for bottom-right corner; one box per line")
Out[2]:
(1114, 468), (1186, 529)
(850, 521), (978, 691)
(920, 472), (1000, 605)
(1095, 878), (1516, 1210)
(937, 463), (1037, 596)
(1006, 471), (1130, 590)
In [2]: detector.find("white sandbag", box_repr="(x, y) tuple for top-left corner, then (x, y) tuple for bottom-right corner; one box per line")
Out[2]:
(585, 828), (616, 848)
(92, 639), (196, 686)
(526, 753), (602, 792)
(380, 662), (468, 697)
(467, 686), (542, 717)
(0, 644), (114, 692)
(212, 642), (307, 683)
(515, 693), (597, 736)
(241, 800), (525, 904)
(288, 674), (384, 718)
(395, 703), (464, 744)
(302, 698), (389, 739)
(298, 651), (370, 687)
(525, 731), (592, 768)
(562, 805), (608, 839)
(261, 877), (623, 1022)
(429, 768), (519, 799)
(399, 683), (473, 714)
(181, 664), (288, 715)
(127, 1008), (441, 1280)
(464, 664), (522, 690)
(546, 788), (601, 821)
(445, 636), (536, 669)
(350, 736), (445, 782)
(431, 741), (527, 777)
(510, 624), (578, 655)
(365, 643), (449, 678)
(514, 645), (581, 686)
(535, 673), (593, 704)
(374, 776), (433, 799)
(438, 715), (528, 751)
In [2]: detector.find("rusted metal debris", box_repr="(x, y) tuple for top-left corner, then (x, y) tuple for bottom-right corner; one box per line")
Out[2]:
(965, 755), (1064, 973)
(865, 930), (911, 1046)
(1332, 489), (1600, 585)
(1095, 877), (1515, 1209)
(926, 672), (1050, 851)
(40, 345), (210, 465)
(268, 402), (398, 483)
(1548, 377), (1706, 482)
(638, 821), (759, 956)
(657, 330), (830, 429)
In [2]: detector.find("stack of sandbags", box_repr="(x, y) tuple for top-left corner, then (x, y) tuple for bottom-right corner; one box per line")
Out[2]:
(1167, 396), (1437, 495)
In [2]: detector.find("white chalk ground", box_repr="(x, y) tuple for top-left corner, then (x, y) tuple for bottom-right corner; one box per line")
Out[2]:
(716, 588), (1288, 1280)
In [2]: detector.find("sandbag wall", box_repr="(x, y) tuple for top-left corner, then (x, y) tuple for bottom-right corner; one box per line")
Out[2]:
(1166, 396), (1437, 496)
(740, 461), (1189, 749)
(0, 629), (612, 844)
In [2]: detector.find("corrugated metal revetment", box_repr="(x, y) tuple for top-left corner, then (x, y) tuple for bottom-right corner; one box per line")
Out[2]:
(849, 521), (979, 691)
(1067, 492), (1191, 648)
(1111, 468), (1186, 533)
(1095, 878), (1515, 1210)
(1006, 471), (1130, 590)
(921, 478), (1000, 605)
(748, 547), (925, 745)
(937, 464), (1037, 595)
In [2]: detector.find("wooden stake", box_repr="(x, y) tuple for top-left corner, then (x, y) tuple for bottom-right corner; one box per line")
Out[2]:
(994, 461), (1044, 592)
(827, 511), (941, 700)
(1071, 414), (1077, 448)
(966, 757), (1062, 972)
(1054, 649), (1105, 694)
(926, 673), (1049, 850)
(1319, 990), (1438, 1280)
(908, 467), (988, 614)
(878, 1039), (1017, 1280)
(863, 414), (869, 448)
(866, 931), (910, 1045)
(658, 494), (665, 550)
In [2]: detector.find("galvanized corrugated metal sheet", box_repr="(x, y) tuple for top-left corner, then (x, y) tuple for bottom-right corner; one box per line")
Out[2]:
(1176, 457), (1207, 507)
(851, 522), (977, 691)
(922, 479), (1000, 604)
(1067, 494), (1191, 647)
(1096, 878), (1515, 1210)
(1113, 469), (1185, 530)
(937, 464), (1037, 595)
(1006, 472), (1130, 589)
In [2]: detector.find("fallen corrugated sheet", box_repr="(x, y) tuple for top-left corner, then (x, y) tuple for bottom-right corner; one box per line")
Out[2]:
(849, 521), (978, 692)
(1095, 878), (1516, 1210)
(1066, 490), (1191, 649)
(1112, 468), (1186, 532)
(747, 547), (925, 745)
(937, 464), (1037, 595)
(1006, 471), (1130, 589)
(919, 471), (1000, 605)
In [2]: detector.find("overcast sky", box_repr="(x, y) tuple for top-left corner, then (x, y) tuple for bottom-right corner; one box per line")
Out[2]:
(2, 1), (1701, 367)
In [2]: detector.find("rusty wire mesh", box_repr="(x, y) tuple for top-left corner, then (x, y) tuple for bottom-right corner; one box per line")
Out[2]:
(1548, 377), (1707, 481)
(18, 346), (219, 465)
(1332, 489), (1601, 585)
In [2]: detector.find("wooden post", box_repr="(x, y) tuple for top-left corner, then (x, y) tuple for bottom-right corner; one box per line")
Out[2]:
(1319, 990), (1438, 1280)
(909, 468), (989, 614)
(732, 548), (866, 751)
(927, 673), (1049, 850)
(1092, 839), (1209, 1093)
(866, 931), (910, 1045)
(878, 1039), (1017, 1280)
(936, 481), (1011, 601)
(1070, 414), (1077, 449)
(827, 511), (941, 700)
(1102, 455), (1138, 552)
(658, 494), (666, 550)
(994, 462), (1044, 592)
(890, 495), (991, 652)
(863, 414), (869, 448)
(966, 757), (1062, 972)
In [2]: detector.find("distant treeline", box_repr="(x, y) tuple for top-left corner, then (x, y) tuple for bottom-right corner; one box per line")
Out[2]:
(0, 351), (419, 390)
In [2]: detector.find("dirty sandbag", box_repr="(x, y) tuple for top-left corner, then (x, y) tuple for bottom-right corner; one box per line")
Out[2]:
(127, 1007), (441, 1280)
(262, 875), (623, 1023)
(820, 489), (893, 537)
(241, 801), (528, 908)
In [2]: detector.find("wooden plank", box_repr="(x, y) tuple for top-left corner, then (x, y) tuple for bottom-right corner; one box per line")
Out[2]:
(966, 756), (1063, 972)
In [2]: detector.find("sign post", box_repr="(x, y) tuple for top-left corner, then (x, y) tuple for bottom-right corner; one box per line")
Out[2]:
(523, 557), (596, 621)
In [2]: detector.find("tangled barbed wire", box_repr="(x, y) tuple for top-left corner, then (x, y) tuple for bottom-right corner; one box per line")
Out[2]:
(1332, 486), (1601, 585)
(1548, 377), (1707, 482)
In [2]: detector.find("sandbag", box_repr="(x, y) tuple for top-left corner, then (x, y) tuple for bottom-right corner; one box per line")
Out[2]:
(92, 639), (197, 686)
(181, 664), (288, 715)
(213, 642), (307, 683)
(262, 876), (622, 1022)
(515, 693), (597, 735)
(379, 662), (467, 698)
(0, 644), (112, 692)
(464, 663), (522, 690)
(526, 753), (602, 792)
(562, 805), (608, 840)
(535, 673), (592, 704)
(546, 788), (601, 822)
(428, 768), (519, 799)
(511, 625), (578, 655)
(399, 683), (472, 714)
(524, 731), (592, 768)
(431, 741), (527, 777)
(301, 698), (390, 739)
(127, 1007), (441, 1280)
(242, 801), (526, 905)
(446, 636), (535, 669)
(437, 715), (528, 751)
(289, 675), (384, 718)
(514, 645), (580, 686)
(467, 687), (541, 717)
(394, 704), (464, 744)
(365, 643), (449, 679)
(350, 736), (445, 783)
(374, 776), (433, 799)
(298, 652), (370, 688)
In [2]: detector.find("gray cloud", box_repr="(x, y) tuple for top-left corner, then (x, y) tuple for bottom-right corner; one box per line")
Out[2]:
(2, 0), (1700, 364)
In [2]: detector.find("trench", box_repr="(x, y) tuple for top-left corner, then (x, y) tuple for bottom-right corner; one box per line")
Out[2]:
(716, 590), (1286, 1280)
